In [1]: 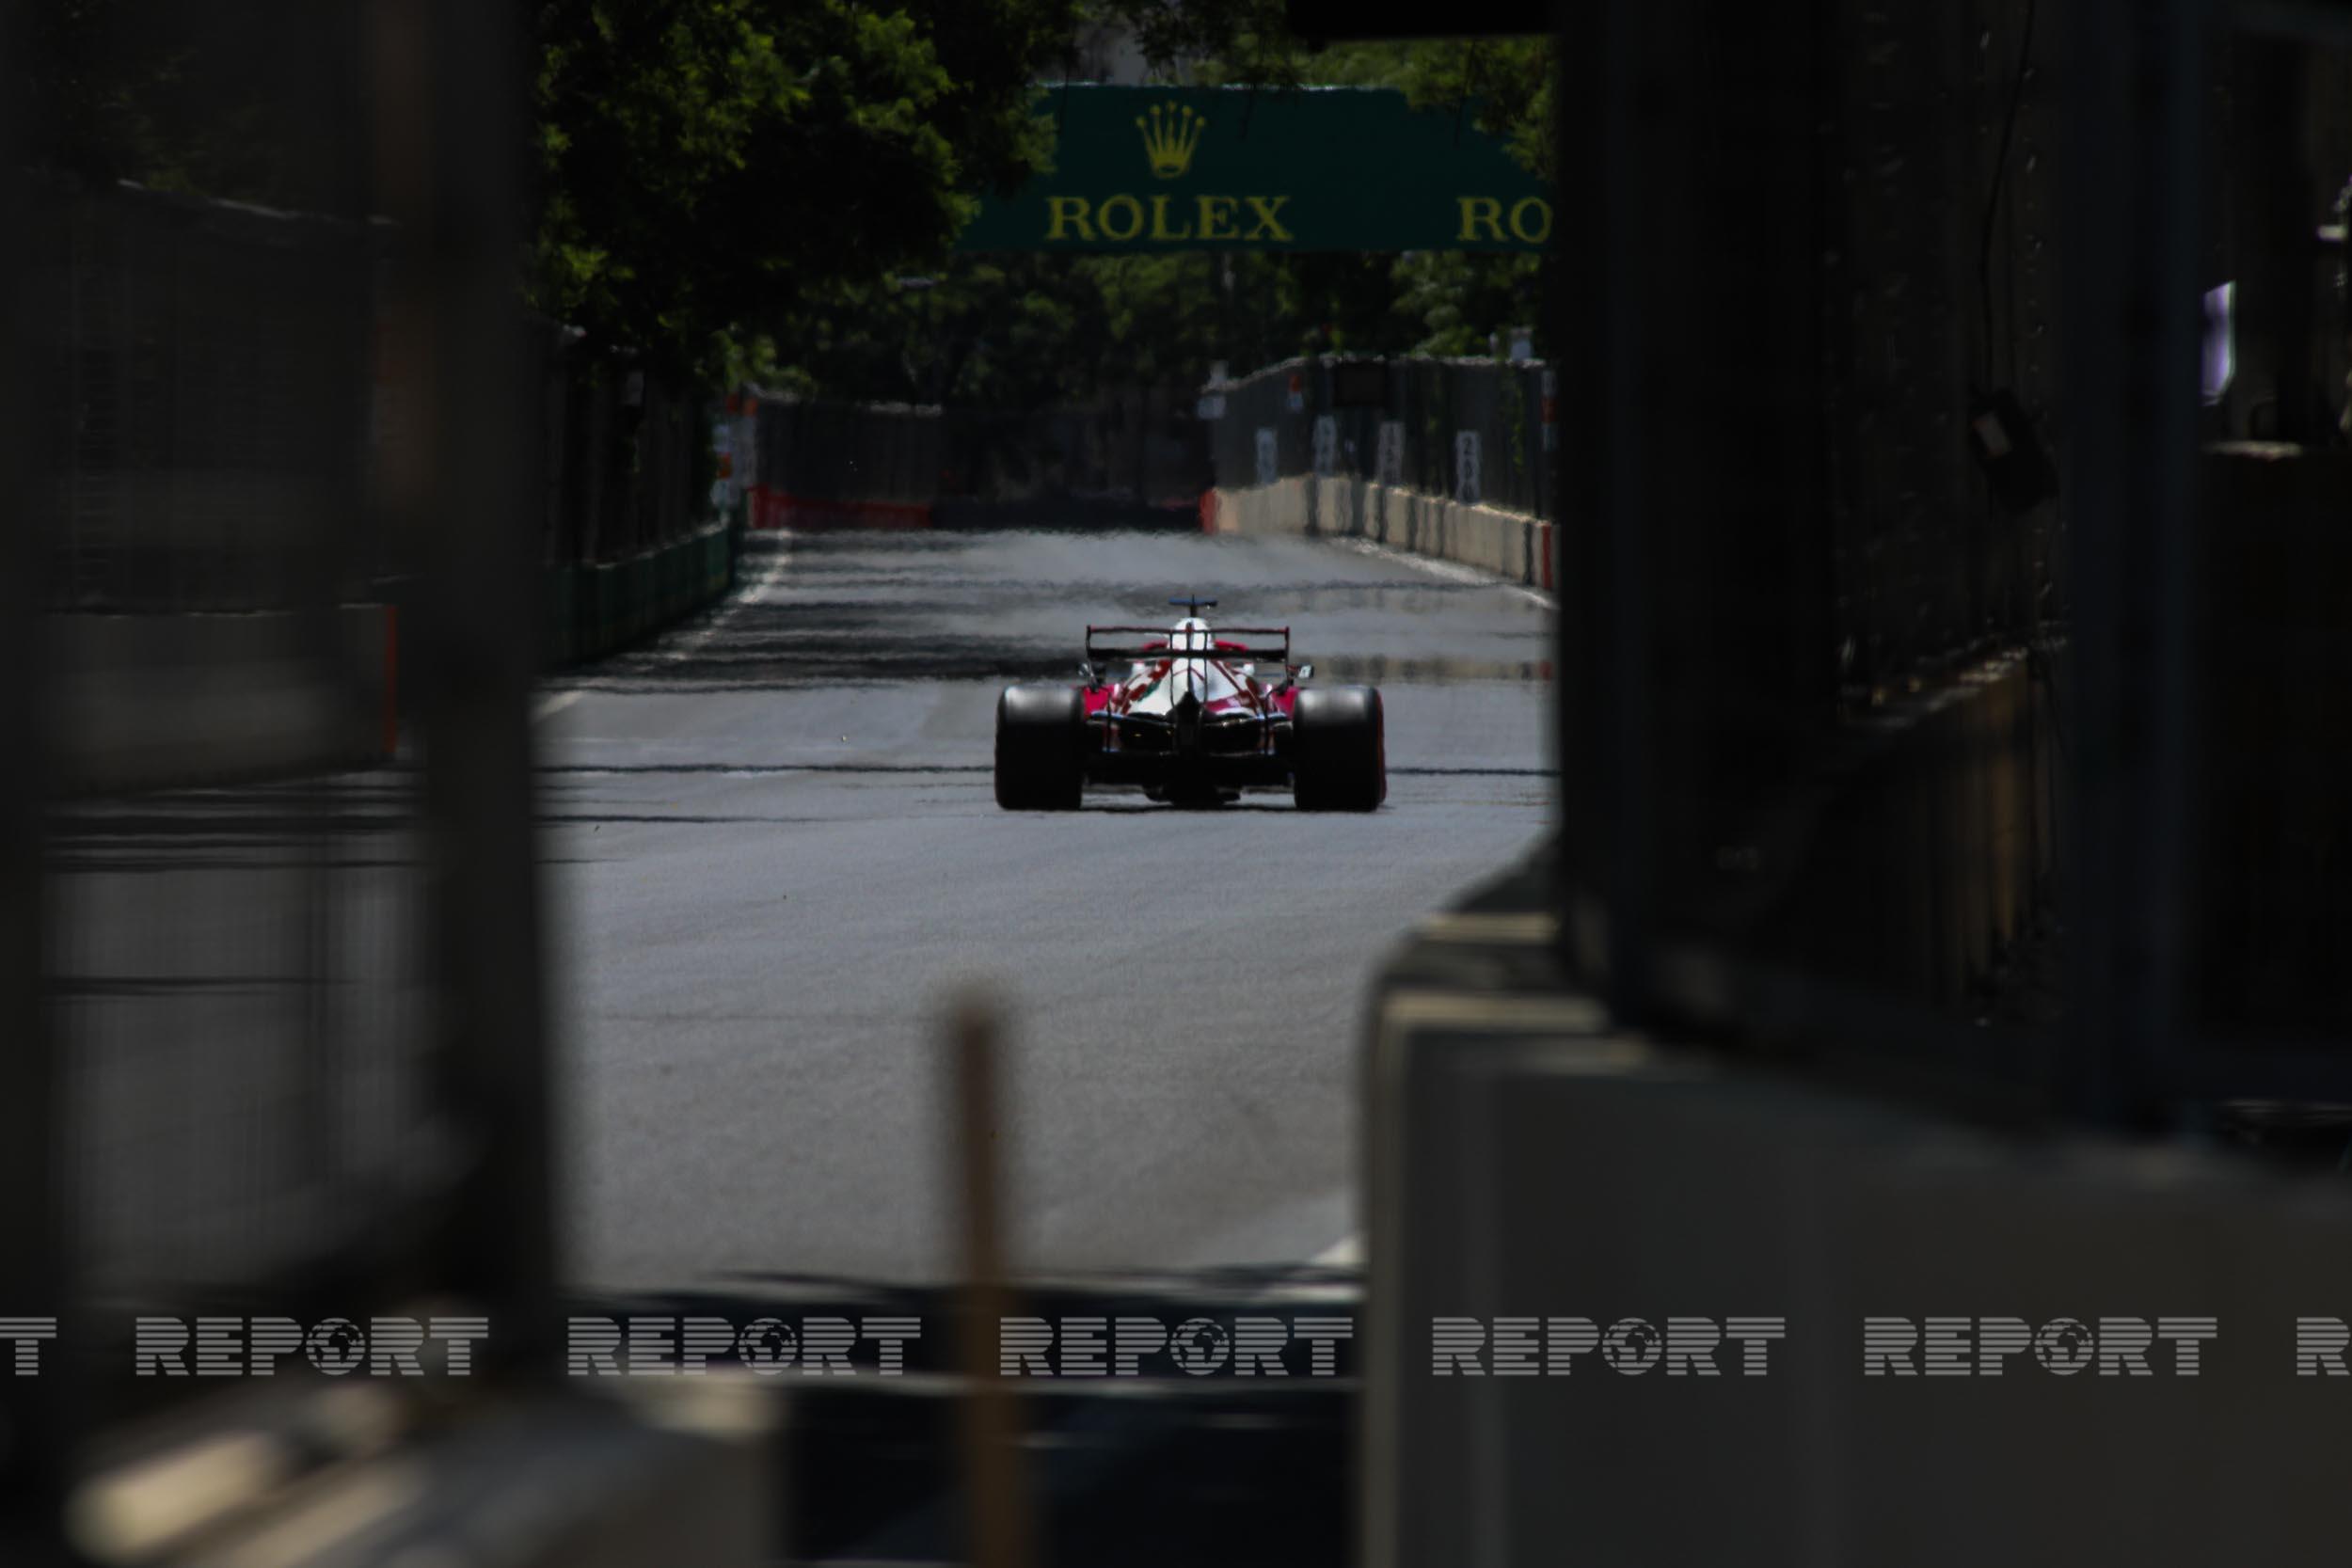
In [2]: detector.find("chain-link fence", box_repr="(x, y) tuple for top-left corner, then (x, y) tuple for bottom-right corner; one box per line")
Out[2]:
(1208, 355), (1556, 519)
(744, 388), (1214, 522)
(29, 174), (444, 1349)
(538, 336), (720, 569)
(34, 178), (381, 612)
(37, 185), (718, 618)
(7, 3), (554, 1528)
(750, 394), (946, 510)
(1818, 0), (2064, 698)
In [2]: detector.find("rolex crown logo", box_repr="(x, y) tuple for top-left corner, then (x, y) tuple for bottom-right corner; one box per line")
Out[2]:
(1136, 103), (1206, 180)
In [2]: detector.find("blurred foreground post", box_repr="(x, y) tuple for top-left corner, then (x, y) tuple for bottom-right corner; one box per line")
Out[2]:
(947, 992), (1035, 1568)
(379, 0), (560, 1356)
(0, 1), (72, 1556)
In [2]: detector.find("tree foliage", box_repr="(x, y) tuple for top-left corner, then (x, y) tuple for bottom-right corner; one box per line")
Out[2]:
(534, 0), (1078, 382)
(24, 0), (1551, 399)
(1100, 0), (1554, 178)
(762, 6), (1555, 406)
(24, 0), (374, 213)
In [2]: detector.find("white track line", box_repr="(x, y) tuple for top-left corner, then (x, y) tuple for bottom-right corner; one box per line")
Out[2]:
(1310, 1233), (1362, 1268)
(533, 530), (796, 721)
(1328, 535), (1556, 610)
(656, 529), (794, 664)
(1295, 540), (1544, 1280)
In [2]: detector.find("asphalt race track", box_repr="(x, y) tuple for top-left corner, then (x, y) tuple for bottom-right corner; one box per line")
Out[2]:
(542, 528), (1554, 1289)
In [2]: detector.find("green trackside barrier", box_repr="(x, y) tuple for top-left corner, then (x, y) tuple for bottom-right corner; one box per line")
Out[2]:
(542, 516), (740, 670)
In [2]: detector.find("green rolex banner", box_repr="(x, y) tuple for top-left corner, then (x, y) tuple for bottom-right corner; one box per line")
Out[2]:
(954, 85), (1551, 254)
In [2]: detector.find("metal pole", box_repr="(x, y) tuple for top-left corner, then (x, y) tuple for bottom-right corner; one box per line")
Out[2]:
(2059, 0), (2206, 1124)
(1551, 0), (1655, 1016)
(946, 991), (1034, 1568)
(380, 0), (560, 1363)
(0, 0), (77, 1555)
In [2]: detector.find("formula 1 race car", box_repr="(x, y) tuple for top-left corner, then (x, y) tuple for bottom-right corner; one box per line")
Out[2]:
(994, 597), (1386, 811)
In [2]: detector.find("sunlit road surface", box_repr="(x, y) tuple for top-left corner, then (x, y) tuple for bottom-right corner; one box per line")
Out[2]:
(542, 527), (1554, 1289)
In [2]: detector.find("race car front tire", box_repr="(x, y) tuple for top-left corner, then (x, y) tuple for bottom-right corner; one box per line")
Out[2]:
(994, 685), (1086, 810)
(1292, 686), (1386, 812)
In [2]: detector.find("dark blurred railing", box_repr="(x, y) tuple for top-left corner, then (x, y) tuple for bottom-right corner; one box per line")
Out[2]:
(7, 4), (557, 1556)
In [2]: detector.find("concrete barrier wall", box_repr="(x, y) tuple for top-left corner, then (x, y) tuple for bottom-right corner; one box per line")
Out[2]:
(1366, 995), (2352, 1568)
(1715, 648), (2061, 1012)
(52, 606), (395, 795)
(930, 495), (1200, 531)
(55, 518), (739, 795)
(544, 517), (739, 668)
(745, 486), (930, 531)
(1205, 474), (1555, 592)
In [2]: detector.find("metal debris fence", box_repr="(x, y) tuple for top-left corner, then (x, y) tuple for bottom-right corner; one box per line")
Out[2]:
(1206, 355), (1556, 520)
(741, 387), (1214, 522)
(38, 182), (723, 618)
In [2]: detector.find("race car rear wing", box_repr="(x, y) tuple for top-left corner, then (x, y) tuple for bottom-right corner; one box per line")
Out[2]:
(1085, 625), (1292, 662)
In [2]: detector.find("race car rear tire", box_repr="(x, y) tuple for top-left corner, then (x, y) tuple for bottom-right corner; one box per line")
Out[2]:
(995, 685), (1086, 810)
(1292, 686), (1386, 812)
